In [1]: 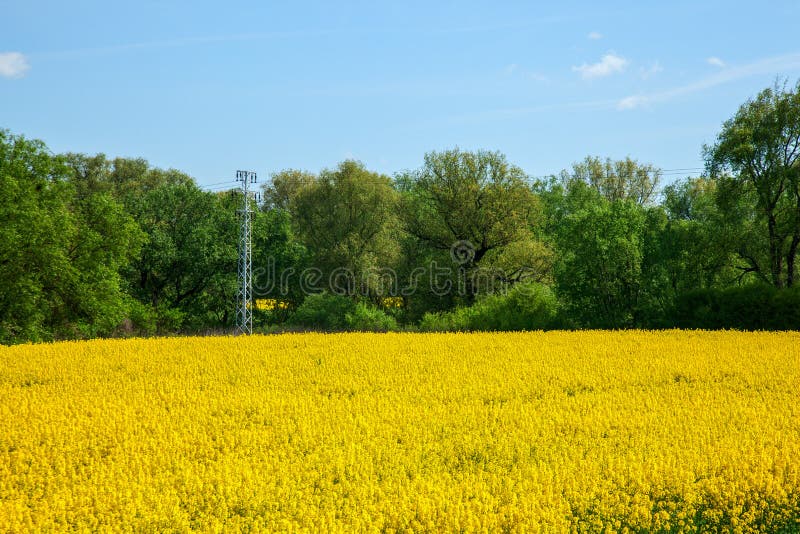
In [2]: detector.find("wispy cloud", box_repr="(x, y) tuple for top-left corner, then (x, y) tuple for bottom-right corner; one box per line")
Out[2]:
(504, 63), (550, 83)
(639, 61), (663, 79)
(707, 56), (726, 68)
(0, 52), (30, 78)
(587, 31), (603, 40)
(618, 52), (800, 110)
(436, 97), (619, 126)
(32, 33), (300, 60)
(617, 95), (649, 110)
(573, 53), (628, 79)
(526, 71), (550, 83)
(31, 18), (576, 60)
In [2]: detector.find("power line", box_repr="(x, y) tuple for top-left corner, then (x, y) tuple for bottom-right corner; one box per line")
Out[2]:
(204, 184), (238, 192)
(202, 180), (236, 188)
(200, 166), (707, 197)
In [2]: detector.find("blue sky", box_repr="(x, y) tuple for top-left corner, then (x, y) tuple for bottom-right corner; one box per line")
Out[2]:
(2, 0), (800, 188)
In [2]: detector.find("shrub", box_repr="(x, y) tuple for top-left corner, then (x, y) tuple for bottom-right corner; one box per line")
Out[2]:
(471, 283), (559, 331)
(769, 288), (800, 329)
(125, 298), (158, 336)
(419, 306), (475, 332)
(154, 306), (186, 333)
(672, 284), (800, 330)
(419, 283), (559, 332)
(287, 292), (356, 331)
(345, 302), (399, 332)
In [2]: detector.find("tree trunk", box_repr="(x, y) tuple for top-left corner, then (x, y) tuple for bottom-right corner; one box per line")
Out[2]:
(788, 230), (800, 288)
(768, 214), (784, 288)
(789, 192), (800, 287)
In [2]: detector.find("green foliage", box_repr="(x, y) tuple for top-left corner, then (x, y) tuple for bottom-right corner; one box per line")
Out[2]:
(252, 207), (309, 321)
(0, 130), (144, 343)
(561, 155), (661, 205)
(4, 79), (800, 341)
(287, 293), (356, 331)
(659, 178), (740, 290)
(550, 182), (648, 328)
(418, 307), (474, 332)
(397, 148), (545, 311)
(287, 293), (399, 332)
(399, 148), (538, 268)
(124, 182), (237, 331)
(290, 160), (400, 297)
(672, 284), (800, 330)
(704, 80), (800, 288)
(262, 169), (316, 211)
(63, 153), (235, 334)
(480, 234), (555, 286)
(419, 283), (558, 332)
(124, 297), (158, 336)
(345, 302), (399, 332)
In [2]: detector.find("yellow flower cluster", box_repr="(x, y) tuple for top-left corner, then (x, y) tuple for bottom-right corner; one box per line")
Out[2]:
(1, 331), (798, 532)
(253, 299), (291, 311)
(380, 296), (404, 309)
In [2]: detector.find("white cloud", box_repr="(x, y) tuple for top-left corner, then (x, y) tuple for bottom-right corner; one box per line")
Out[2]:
(526, 71), (550, 83)
(639, 61), (663, 79)
(572, 53), (628, 79)
(707, 56), (726, 68)
(0, 52), (30, 79)
(617, 95), (649, 110)
(588, 31), (603, 40)
(504, 63), (550, 83)
(617, 51), (800, 110)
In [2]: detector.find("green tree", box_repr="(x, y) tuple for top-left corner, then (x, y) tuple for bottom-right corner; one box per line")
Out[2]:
(125, 182), (237, 330)
(546, 181), (650, 327)
(705, 80), (800, 287)
(252, 205), (309, 321)
(1, 131), (71, 341)
(0, 131), (144, 342)
(480, 235), (554, 286)
(65, 154), (195, 212)
(399, 149), (537, 265)
(262, 169), (316, 211)
(659, 177), (739, 291)
(289, 160), (399, 298)
(561, 156), (661, 206)
(398, 149), (541, 302)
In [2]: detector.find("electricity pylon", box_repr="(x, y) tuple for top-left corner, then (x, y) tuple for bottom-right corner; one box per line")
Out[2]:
(235, 170), (259, 335)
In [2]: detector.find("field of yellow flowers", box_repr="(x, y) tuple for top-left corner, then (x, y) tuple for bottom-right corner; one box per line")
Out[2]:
(1, 331), (799, 532)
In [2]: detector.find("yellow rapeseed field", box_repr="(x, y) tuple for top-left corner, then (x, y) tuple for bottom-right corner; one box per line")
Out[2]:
(1, 331), (799, 532)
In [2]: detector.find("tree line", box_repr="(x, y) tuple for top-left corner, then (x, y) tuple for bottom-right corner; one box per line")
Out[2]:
(1, 80), (799, 343)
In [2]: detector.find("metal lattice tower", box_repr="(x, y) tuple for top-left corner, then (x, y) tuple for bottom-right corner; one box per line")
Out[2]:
(235, 170), (258, 335)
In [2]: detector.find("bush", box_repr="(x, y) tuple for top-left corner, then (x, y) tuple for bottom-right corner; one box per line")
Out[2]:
(672, 284), (800, 330)
(286, 294), (400, 332)
(472, 283), (560, 331)
(154, 306), (186, 333)
(769, 288), (800, 329)
(419, 283), (559, 332)
(287, 292), (356, 331)
(345, 302), (399, 332)
(125, 298), (158, 336)
(419, 307), (475, 332)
